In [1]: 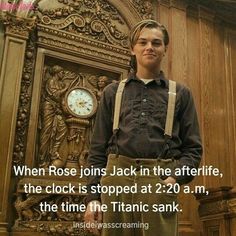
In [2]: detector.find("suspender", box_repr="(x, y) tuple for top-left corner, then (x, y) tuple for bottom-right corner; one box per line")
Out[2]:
(113, 79), (177, 137)
(113, 78), (127, 132)
(164, 80), (176, 137)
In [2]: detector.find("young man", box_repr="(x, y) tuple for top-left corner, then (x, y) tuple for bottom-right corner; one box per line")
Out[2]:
(84, 19), (202, 236)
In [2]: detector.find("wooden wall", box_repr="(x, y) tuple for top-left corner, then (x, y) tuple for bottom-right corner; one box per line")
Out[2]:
(0, 22), (4, 72)
(157, 1), (236, 235)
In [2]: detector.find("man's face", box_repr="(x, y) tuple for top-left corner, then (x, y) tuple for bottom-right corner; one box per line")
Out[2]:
(131, 27), (167, 72)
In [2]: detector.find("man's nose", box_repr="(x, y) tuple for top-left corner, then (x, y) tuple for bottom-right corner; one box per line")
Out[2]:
(146, 42), (153, 49)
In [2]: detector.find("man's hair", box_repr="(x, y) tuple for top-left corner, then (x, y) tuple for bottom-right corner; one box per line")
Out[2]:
(129, 19), (169, 49)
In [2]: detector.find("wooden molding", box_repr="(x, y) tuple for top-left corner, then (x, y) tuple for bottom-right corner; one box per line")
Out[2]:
(37, 24), (130, 68)
(158, 0), (188, 10)
(1, 12), (35, 39)
(198, 6), (215, 22)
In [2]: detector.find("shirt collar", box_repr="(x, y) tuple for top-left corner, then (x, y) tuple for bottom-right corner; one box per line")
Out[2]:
(126, 71), (168, 88)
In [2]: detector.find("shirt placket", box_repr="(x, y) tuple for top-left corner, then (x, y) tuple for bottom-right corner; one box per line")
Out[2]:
(140, 84), (149, 128)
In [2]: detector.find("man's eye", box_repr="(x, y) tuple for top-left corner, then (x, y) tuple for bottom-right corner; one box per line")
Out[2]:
(152, 42), (161, 46)
(138, 41), (146, 45)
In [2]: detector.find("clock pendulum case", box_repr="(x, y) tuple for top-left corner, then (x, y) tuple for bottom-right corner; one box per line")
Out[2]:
(62, 87), (98, 172)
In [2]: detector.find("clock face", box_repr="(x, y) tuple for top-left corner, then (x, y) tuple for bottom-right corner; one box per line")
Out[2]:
(66, 88), (97, 118)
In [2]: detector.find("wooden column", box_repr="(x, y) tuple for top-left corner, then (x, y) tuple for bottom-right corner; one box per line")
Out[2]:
(0, 12), (35, 235)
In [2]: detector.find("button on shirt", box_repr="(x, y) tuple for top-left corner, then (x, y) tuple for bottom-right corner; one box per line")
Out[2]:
(86, 72), (202, 203)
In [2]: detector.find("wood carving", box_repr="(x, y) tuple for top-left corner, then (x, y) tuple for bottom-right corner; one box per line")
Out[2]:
(87, 75), (113, 100)
(14, 177), (88, 235)
(11, 0), (136, 234)
(13, 34), (37, 167)
(38, 65), (75, 168)
(131, 0), (154, 19)
(38, 65), (114, 169)
(15, 193), (49, 221)
(1, 11), (35, 38)
(37, 0), (129, 48)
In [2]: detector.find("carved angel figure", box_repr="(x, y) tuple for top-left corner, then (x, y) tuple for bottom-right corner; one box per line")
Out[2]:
(97, 75), (110, 98)
(39, 65), (69, 168)
(87, 75), (111, 101)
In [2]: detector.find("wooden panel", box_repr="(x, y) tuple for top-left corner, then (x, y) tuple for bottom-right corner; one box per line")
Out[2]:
(199, 15), (215, 188)
(0, 23), (4, 72)
(170, 2), (189, 222)
(185, 12), (203, 236)
(230, 217), (236, 236)
(198, 21), (236, 189)
(212, 23), (231, 187)
(0, 36), (26, 220)
(169, 7), (187, 83)
(186, 10), (201, 126)
(158, 3), (170, 77)
(158, 5), (202, 235)
(24, 48), (45, 167)
(225, 30), (236, 186)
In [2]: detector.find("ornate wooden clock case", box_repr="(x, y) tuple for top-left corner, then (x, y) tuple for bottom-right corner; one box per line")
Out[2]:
(61, 86), (98, 170)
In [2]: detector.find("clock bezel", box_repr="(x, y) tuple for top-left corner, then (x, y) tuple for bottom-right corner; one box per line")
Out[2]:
(65, 87), (98, 118)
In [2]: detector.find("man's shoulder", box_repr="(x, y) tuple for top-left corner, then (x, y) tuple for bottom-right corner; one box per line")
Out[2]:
(104, 78), (129, 92)
(103, 80), (120, 96)
(164, 80), (193, 103)
(168, 80), (191, 94)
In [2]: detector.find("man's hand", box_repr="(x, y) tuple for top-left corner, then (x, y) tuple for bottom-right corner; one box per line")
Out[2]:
(163, 176), (176, 185)
(84, 200), (102, 236)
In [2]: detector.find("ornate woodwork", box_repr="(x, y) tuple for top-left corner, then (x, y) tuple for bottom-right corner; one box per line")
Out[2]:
(1, 11), (36, 39)
(0, 9), (37, 236)
(195, 187), (236, 236)
(12, 33), (37, 166)
(131, 0), (154, 19)
(14, 177), (88, 235)
(7, 0), (143, 235)
(37, 65), (114, 169)
(37, 0), (129, 48)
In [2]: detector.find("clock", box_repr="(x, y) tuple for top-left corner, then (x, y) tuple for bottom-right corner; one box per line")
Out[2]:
(65, 87), (98, 118)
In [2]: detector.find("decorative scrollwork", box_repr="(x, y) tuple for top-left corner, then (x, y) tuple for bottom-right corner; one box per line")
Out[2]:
(37, 0), (129, 48)
(131, 0), (154, 19)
